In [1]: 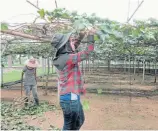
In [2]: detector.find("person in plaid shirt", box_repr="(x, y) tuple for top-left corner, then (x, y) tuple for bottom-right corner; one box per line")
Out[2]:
(51, 29), (96, 130)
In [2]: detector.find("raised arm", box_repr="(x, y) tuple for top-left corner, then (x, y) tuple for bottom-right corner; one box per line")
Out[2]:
(67, 44), (94, 64)
(67, 33), (95, 64)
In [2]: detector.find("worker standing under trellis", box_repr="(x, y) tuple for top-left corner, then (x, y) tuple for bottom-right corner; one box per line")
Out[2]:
(21, 58), (39, 106)
(51, 28), (97, 130)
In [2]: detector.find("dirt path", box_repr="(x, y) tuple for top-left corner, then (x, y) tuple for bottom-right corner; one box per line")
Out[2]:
(1, 89), (158, 130)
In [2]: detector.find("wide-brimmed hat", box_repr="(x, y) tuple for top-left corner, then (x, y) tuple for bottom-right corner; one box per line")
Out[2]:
(51, 33), (72, 50)
(51, 32), (82, 57)
(24, 58), (39, 68)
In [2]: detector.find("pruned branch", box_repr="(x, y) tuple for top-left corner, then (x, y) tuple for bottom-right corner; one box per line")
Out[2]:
(37, 0), (39, 7)
(55, 0), (58, 8)
(26, 0), (49, 23)
(33, 16), (40, 23)
(127, 0), (144, 23)
(1, 30), (51, 42)
(26, 0), (40, 10)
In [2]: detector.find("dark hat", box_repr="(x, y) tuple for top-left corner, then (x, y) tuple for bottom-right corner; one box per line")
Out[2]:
(51, 33), (72, 50)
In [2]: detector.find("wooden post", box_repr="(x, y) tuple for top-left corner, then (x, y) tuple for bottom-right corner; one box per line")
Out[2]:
(142, 59), (145, 83)
(154, 61), (157, 84)
(8, 55), (12, 67)
(124, 57), (126, 73)
(133, 57), (136, 80)
(1, 64), (4, 86)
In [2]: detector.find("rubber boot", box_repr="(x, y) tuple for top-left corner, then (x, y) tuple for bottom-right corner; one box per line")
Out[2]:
(24, 97), (29, 107)
(34, 98), (39, 106)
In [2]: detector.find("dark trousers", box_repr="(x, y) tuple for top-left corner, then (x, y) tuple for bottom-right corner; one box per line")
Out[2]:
(60, 100), (85, 130)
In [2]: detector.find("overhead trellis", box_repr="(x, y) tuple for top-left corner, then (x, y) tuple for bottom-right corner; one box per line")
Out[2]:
(0, 0), (158, 64)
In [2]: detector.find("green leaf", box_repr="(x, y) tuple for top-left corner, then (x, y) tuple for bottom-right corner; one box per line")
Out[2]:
(73, 20), (86, 31)
(94, 35), (99, 41)
(1, 23), (8, 31)
(24, 29), (32, 33)
(37, 9), (45, 18)
(47, 16), (52, 22)
(132, 29), (140, 37)
(82, 100), (90, 110)
(97, 89), (102, 94)
(73, 19), (92, 31)
(62, 13), (70, 19)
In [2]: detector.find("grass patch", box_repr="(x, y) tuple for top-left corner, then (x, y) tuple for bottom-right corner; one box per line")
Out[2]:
(4, 64), (23, 67)
(3, 70), (21, 83)
(2, 67), (56, 83)
(37, 67), (55, 76)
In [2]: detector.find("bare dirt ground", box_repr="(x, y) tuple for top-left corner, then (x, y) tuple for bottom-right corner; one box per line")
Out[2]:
(1, 89), (158, 130)
(8, 70), (157, 91)
(1, 70), (158, 130)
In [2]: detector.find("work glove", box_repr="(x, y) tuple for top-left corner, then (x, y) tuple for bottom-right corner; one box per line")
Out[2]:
(87, 34), (95, 43)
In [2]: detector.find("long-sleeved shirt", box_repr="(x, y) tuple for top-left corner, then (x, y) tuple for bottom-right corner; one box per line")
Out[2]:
(53, 44), (94, 96)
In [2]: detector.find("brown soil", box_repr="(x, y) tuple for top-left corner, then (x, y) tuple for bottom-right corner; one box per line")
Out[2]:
(1, 70), (158, 130)
(1, 89), (158, 130)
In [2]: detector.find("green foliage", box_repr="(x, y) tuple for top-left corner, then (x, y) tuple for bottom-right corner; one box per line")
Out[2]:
(3, 67), (54, 83)
(3, 43), (54, 57)
(2, 8), (158, 62)
(82, 100), (90, 110)
(1, 101), (57, 130)
(1, 101), (56, 130)
(45, 8), (71, 22)
(24, 29), (33, 33)
(1, 23), (8, 31)
(18, 101), (56, 116)
(3, 70), (21, 83)
(97, 89), (102, 94)
(94, 35), (100, 41)
(37, 9), (45, 18)
(73, 19), (92, 31)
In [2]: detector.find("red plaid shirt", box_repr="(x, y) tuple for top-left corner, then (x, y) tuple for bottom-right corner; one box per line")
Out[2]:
(56, 45), (94, 95)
